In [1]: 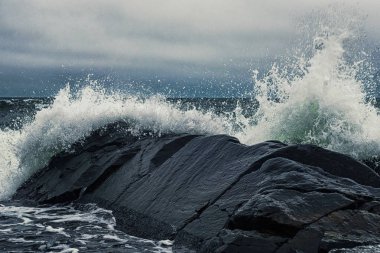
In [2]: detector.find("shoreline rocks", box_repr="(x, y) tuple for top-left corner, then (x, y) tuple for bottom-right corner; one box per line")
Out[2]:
(13, 123), (380, 252)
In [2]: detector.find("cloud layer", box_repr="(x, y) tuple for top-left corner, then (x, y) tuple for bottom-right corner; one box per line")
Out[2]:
(1, 0), (380, 79)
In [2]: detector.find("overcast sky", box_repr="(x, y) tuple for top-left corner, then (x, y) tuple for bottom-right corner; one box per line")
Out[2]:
(1, 0), (380, 96)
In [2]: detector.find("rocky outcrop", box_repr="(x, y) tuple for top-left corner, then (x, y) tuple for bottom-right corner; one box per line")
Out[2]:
(14, 123), (380, 252)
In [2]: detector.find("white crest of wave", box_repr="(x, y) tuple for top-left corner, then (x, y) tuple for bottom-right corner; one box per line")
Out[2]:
(237, 16), (380, 159)
(0, 86), (230, 200)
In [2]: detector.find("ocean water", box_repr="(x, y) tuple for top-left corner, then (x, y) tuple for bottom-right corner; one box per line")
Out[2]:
(0, 201), (172, 252)
(0, 9), (380, 253)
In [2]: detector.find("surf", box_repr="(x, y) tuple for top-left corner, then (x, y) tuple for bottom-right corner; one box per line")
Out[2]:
(237, 9), (380, 159)
(0, 86), (233, 199)
(0, 8), (379, 200)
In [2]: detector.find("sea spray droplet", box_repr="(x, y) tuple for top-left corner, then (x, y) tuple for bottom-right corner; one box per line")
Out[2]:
(238, 11), (380, 160)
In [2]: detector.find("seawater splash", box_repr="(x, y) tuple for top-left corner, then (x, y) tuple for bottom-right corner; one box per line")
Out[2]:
(0, 86), (231, 199)
(0, 9), (380, 200)
(237, 11), (380, 159)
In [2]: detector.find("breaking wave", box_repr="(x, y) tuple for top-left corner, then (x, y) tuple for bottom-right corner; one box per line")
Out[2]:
(0, 86), (231, 199)
(0, 8), (379, 200)
(238, 9), (380, 159)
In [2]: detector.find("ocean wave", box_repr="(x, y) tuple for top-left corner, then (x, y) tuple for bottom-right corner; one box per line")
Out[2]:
(237, 22), (380, 159)
(0, 9), (379, 200)
(0, 86), (233, 199)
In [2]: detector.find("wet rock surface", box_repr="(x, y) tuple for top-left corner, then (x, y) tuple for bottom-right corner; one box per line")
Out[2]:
(14, 123), (380, 252)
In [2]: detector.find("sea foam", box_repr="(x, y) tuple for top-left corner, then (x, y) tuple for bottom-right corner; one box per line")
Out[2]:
(0, 86), (231, 199)
(237, 18), (380, 159)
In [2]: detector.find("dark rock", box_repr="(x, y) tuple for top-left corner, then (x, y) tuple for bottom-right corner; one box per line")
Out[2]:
(13, 123), (380, 252)
(310, 210), (380, 252)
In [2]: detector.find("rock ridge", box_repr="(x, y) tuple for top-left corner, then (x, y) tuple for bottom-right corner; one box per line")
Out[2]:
(13, 123), (380, 252)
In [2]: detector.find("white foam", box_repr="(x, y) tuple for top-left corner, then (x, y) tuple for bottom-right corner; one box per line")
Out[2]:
(236, 9), (380, 159)
(50, 244), (79, 253)
(103, 234), (128, 243)
(46, 225), (70, 238)
(0, 86), (231, 199)
(0, 203), (173, 252)
(8, 238), (43, 243)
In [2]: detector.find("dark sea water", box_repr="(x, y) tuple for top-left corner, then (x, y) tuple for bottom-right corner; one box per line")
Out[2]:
(0, 201), (173, 253)
(0, 97), (255, 130)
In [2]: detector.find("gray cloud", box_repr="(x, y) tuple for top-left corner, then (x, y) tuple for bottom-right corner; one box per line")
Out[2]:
(0, 0), (380, 73)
